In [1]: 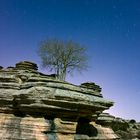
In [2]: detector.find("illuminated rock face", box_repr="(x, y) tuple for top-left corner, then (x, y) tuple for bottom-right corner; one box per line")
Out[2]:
(0, 113), (119, 140)
(0, 61), (119, 140)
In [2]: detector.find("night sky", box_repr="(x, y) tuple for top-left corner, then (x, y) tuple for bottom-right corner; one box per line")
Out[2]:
(0, 0), (140, 121)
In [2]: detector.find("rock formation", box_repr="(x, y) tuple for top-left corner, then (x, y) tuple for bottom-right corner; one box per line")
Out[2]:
(0, 61), (119, 140)
(97, 113), (140, 140)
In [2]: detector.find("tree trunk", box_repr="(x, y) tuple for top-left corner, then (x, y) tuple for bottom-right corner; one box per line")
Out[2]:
(58, 69), (66, 81)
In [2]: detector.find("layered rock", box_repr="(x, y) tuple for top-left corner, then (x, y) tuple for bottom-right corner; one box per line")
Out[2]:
(0, 113), (120, 140)
(0, 61), (119, 140)
(80, 82), (102, 93)
(97, 113), (140, 140)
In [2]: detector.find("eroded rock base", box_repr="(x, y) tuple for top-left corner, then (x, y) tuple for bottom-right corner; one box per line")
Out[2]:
(0, 113), (119, 140)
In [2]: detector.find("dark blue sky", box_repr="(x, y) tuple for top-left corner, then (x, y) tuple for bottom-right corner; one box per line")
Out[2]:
(0, 0), (140, 121)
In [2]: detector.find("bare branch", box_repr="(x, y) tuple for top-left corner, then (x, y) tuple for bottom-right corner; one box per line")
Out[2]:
(38, 39), (88, 81)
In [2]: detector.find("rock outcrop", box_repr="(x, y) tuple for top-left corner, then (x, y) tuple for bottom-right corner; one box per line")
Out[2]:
(0, 61), (119, 140)
(97, 113), (140, 140)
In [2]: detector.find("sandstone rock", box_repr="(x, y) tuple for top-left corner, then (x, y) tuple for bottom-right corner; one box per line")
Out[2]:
(97, 113), (140, 140)
(0, 113), (49, 140)
(80, 82), (102, 93)
(15, 61), (38, 70)
(0, 113), (119, 140)
(0, 61), (118, 140)
(0, 61), (113, 120)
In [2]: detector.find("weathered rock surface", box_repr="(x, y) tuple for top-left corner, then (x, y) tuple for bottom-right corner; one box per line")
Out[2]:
(97, 113), (140, 140)
(0, 61), (119, 140)
(0, 61), (113, 120)
(0, 113), (119, 140)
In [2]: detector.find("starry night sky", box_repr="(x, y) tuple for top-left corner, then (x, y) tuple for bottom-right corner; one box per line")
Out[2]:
(0, 0), (140, 121)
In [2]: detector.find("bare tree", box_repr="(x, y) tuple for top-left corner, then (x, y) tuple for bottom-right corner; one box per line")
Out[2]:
(38, 39), (88, 81)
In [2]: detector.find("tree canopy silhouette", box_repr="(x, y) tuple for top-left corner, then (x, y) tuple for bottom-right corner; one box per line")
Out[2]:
(38, 39), (88, 81)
